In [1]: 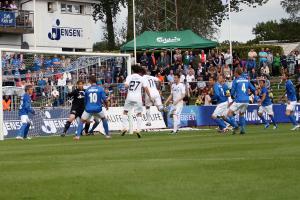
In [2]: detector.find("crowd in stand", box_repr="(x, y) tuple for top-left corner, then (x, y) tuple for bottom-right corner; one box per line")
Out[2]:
(0, 0), (18, 10)
(138, 48), (300, 105)
(1, 48), (300, 110)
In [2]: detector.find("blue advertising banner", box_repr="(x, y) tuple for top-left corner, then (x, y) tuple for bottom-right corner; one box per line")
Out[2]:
(167, 104), (300, 128)
(0, 11), (16, 26)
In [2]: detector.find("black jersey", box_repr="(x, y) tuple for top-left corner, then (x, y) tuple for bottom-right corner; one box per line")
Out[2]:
(68, 89), (85, 111)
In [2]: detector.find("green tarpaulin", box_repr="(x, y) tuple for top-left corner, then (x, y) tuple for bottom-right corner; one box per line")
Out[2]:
(120, 30), (218, 51)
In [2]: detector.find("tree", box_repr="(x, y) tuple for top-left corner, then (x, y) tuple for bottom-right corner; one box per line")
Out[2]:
(93, 0), (125, 50)
(127, 0), (269, 39)
(252, 19), (300, 42)
(280, 0), (300, 21)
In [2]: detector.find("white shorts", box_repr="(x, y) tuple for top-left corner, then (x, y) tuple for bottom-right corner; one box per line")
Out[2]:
(81, 110), (106, 121)
(145, 94), (162, 107)
(258, 105), (274, 115)
(286, 101), (297, 112)
(169, 104), (183, 116)
(20, 115), (31, 124)
(124, 100), (143, 113)
(212, 102), (229, 117)
(229, 102), (249, 113)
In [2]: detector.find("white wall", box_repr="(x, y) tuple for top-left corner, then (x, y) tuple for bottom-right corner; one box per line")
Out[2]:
(0, 35), (21, 49)
(22, 0), (94, 51)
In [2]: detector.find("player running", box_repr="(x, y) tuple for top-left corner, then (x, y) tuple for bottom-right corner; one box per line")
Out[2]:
(16, 85), (35, 140)
(164, 73), (186, 134)
(74, 75), (110, 140)
(61, 81), (98, 137)
(280, 73), (300, 130)
(143, 70), (164, 127)
(210, 75), (230, 133)
(227, 68), (256, 134)
(257, 79), (278, 129)
(121, 65), (152, 138)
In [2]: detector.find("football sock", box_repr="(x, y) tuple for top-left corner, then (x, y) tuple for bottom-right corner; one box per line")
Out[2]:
(136, 116), (142, 132)
(288, 115), (297, 126)
(84, 123), (90, 134)
(173, 114), (179, 132)
(76, 122), (84, 137)
(270, 115), (277, 126)
(146, 109), (151, 124)
(259, 115), (267, 125)
(239, 116), (246, 129)
(23, 123), (31, 138)
(227, 116), (238, 128)
(18, 123), (27, 137)
(122, 115), (129, 130)
(102, 119), (109, 136)
(89, 120), (100, 133)
(215, 118), (226, 130)
(63, 121), (71, 134)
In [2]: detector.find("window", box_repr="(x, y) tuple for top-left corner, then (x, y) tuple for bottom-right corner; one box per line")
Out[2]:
(48, 2), (54, 12)
(62, 48), (73, 52)
(61, 3), (66, 12)
(67, 4), (72, 13)
(61, 3), (84, 14)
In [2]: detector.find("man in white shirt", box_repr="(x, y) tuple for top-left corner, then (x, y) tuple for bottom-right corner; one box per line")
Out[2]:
(143, 71), (164, 126)
(121, 65), (151, 138)
(224, 49), (232, 66)
(164, 74), (186, 133)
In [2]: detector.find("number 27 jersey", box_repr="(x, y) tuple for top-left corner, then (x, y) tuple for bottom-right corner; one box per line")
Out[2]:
(125, 74), (147, 103)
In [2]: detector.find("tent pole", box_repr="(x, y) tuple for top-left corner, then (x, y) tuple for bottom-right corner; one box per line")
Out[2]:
(133, 0), (137, 64)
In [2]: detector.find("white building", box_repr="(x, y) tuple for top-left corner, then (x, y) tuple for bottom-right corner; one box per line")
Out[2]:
(0, 0), (97, 51)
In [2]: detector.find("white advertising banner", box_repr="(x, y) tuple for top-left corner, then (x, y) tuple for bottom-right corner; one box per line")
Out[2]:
(94, 106), (166, 133)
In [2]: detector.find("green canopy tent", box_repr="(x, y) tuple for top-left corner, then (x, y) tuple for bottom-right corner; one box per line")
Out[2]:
(120, 30), (218, 51)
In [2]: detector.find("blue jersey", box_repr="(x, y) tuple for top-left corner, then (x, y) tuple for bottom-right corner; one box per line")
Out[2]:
(19, 93), (35, 116)
(285, 80), (297, 101)
(231, 76), (256, 103)
(85, 85), (106, 113)
(213, 82), (228, 104)
(260, 87), (272, 106)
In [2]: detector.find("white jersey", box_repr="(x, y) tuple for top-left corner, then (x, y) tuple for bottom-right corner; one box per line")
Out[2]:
(171, 83), (186, 106)
(143, 75), (160, 97)
(125, 73), (147, 103)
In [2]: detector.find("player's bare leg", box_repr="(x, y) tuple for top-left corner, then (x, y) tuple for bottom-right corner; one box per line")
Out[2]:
(145, 106), (151, 126)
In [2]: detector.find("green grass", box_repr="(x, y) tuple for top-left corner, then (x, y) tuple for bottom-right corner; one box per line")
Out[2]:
(1, 124), (300, 200)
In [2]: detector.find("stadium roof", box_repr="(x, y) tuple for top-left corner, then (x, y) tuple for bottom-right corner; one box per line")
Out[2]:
(120, 30), (218, 51)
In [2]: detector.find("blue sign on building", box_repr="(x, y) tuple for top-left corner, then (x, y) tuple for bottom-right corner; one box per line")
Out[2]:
(0, 11), (16, 26)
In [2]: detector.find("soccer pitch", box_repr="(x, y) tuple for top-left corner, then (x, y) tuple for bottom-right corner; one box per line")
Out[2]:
(0, 124), (300, 200)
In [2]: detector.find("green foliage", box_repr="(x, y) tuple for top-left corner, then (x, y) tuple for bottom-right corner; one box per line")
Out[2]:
(281, 0), (300, 20)
(218, 45), (284, 59)
(252, 19), (300, 42)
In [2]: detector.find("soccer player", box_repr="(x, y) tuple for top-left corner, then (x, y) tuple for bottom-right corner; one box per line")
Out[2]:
(257, 79), (278, 129)
(74, 75), (110, 140)
(227, 68), (256, 134)
(210, 75), (229, 133)
(281, 73), (300, 130)
(61, 80), (97, 137)
(17, 85), (35, 140)
(143, 70), (164, 126)
(121, 65), (152, 138)
(164, 73), (186, 134)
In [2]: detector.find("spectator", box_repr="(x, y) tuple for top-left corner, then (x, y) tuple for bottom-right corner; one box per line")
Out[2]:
(224, 49), (232, 68)
(157, 52), (167, 68)
(3, 1), (10, 9)
(200, 50), (207, 66)
(150, 52), (156, 67)
(196, 76), (206, 95)
(273, 53), (281, 76)
(183, 51), (190, 70)
(287, 51), (296, 75)
(260, 63), (270, 79)
(52, 55), (61, 68)
(25, 70), (31, 82)
(140, 51), (149, 67)
(3, 96), (11, 111)
(10, 1), (17, 10)
(259, 48), (268, 68)
(248, 49), (257, 62)
(296, 51), (300, 70)
(249, 68), (257, 80)
(222, 64), (232, 79)
(173, 49), (182, 65)
(266, 48), (273, 74)
(167, 69), (174, 83)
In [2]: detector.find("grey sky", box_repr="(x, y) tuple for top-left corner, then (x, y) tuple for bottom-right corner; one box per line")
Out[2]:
(93, 0), (289, 43)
